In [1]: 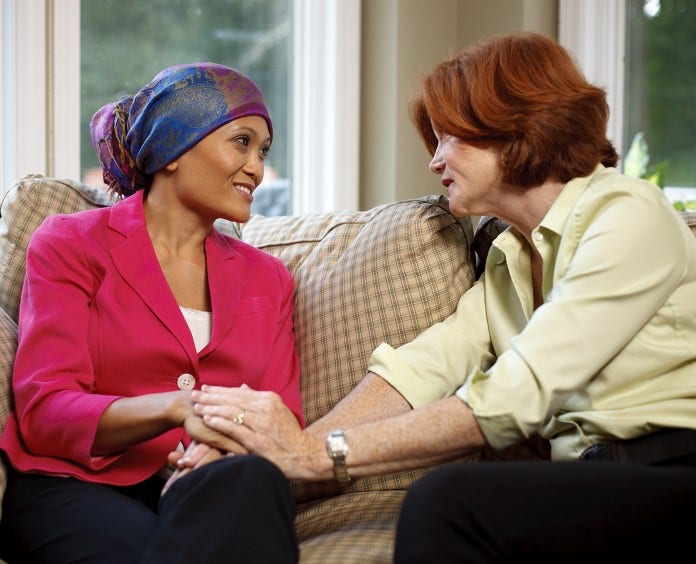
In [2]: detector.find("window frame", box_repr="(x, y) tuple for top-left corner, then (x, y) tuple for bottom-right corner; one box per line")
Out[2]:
(558, 0), (627, 160)
(0, 0), (360, 213)
(560, 0), (695, 199)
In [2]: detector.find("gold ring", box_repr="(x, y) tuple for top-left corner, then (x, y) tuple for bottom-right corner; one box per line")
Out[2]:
(232, 410), (246, 425)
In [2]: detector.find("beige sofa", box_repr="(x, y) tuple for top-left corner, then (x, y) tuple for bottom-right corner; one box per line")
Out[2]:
(0, 174), (694, 562)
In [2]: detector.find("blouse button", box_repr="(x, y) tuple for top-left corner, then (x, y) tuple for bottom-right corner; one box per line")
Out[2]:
(533, 232), (544, 241)
(177, 373), (196, 390)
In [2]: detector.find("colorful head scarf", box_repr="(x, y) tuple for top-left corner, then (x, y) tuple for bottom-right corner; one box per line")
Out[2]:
(90, 62), (273, 197)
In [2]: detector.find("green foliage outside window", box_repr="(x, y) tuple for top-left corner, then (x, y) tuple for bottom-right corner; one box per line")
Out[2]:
(624, 0), (696, 190)
(624, 132), (696, 211)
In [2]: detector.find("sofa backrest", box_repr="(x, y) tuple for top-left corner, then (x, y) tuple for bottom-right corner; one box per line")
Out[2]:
(242, 197), (479, 500)
(242, 198), (476, 425)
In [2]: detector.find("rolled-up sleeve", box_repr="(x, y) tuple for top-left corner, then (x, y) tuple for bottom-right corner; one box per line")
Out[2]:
(368, 280), (495, 407)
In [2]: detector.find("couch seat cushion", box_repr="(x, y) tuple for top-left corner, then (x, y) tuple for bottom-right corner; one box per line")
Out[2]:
(296, 490), (406, 564)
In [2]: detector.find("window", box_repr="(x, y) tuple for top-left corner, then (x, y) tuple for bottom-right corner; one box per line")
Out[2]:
(559, 0), (696, 202)
(80, 0), (292, 216)
(1, 0), (360, 214)
(624, 0), (696, 198)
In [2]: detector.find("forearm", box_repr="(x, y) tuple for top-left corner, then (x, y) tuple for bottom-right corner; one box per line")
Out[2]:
(308, 371), (412, 435)
(306, 394), (486, 480)
(193, 375), (487, 481)
(92, 391), (191, 456)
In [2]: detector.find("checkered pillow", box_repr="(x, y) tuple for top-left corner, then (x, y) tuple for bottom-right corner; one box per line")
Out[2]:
(242, 196), (479, 501)
(681, 210), (696, 235)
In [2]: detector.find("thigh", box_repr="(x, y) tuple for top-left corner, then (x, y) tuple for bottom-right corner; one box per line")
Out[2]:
(144, 455), (298, 564)
(2, 471), (159, 564)
(395, 461), (696, 563)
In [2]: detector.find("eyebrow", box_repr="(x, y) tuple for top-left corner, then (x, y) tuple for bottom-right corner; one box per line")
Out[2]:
(228, 124), (272, 144)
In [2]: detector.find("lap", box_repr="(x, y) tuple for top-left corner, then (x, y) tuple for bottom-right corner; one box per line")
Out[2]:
(1, 455), (297, 564)
(396, 461), (696, 562)
(1, 471), (162, 563)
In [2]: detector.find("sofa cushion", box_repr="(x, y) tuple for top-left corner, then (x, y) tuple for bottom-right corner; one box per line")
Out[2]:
(296, 490), (405, 563)
(682, 210), (696, 235)
(242, 196), (479, 501)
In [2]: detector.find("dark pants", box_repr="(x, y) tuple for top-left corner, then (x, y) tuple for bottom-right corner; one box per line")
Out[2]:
(0, 455), (298, 564)
(394, 461), (696, 563)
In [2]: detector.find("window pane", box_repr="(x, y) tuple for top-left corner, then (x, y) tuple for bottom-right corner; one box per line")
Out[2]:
(624, 0), (696, 192)
(80, 0), (292, 215)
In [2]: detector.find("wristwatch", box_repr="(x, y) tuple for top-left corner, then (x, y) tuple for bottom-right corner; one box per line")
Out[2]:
(326, 429), (351, 484)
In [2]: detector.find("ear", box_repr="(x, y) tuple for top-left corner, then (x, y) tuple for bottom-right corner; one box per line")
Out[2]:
(165, 160), (179, 171)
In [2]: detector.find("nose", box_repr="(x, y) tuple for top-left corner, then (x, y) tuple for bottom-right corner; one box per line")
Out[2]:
(428, 146), (444, 175)
(243, 152), (265, 185)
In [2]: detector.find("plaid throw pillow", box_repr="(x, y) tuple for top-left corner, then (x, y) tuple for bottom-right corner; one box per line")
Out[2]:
(242, 195), (479, 501)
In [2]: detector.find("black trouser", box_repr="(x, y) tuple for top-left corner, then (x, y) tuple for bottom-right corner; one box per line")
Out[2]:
(0, 455), (298, 564)
(394, 460), (696, 563)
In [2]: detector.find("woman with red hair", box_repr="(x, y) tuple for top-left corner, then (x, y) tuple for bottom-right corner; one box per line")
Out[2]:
(179, 32), (696, 561)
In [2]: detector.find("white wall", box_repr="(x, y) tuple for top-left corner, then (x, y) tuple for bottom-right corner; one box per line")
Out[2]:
(360, 0), (558, 209)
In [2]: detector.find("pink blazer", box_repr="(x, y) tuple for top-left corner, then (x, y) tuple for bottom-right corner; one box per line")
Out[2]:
(0, 191), (304, 485)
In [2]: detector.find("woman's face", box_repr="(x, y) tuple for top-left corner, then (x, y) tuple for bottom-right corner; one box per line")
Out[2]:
(428, 129), (505, 218)
(167, 115), (271, 224)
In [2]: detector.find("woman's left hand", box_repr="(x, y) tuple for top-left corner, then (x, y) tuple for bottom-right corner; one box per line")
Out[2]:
(191, 385), (325, 480)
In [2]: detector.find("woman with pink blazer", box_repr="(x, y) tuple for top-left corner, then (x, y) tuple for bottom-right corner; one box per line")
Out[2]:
(0, 62), (303, 563)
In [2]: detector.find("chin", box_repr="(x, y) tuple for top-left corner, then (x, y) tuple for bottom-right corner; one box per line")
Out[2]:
(447, 202), (469, 218)
(231, 213), (251, 224)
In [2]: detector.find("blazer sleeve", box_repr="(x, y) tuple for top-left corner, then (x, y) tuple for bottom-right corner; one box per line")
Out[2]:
(260, 258), (305, 428)
(11, 216), (121, 469)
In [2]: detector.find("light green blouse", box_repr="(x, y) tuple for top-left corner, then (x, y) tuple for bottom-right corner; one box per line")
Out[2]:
(368, 166), (696, 460)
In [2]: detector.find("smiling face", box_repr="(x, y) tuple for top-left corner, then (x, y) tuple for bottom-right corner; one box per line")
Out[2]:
(428, 129), (505, 218)
(164, 115), (271, 224)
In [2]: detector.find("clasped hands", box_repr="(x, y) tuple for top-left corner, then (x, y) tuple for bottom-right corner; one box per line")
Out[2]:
(162, 384), (317, 495)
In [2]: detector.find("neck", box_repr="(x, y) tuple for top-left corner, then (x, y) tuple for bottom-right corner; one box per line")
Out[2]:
(143, 178), (211, 256)
(493, 179), (565, 244)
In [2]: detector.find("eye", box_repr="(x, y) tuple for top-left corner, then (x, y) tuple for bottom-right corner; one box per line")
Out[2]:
(259, 145), (271, 160)
(234, 135), (250, 147)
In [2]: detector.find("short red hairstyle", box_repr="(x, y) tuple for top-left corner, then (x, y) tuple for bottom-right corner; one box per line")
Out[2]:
(409, 32), (618, 187)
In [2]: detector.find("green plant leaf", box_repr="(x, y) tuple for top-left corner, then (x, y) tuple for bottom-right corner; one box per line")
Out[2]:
(644, 160), (668, 188)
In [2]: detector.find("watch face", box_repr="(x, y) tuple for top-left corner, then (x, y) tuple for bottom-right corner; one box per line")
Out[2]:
(327, 432), (348, 455)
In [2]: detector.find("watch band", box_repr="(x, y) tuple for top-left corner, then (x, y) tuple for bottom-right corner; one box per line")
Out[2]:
(326, 429), (351, 484)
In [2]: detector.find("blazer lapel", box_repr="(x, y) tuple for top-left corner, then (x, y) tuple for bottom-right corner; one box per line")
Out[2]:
(203, 229), (246, 355)
(108, 193), (199, 363)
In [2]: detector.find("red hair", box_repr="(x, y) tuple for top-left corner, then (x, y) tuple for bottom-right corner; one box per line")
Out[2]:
(409, 32), (618, 187)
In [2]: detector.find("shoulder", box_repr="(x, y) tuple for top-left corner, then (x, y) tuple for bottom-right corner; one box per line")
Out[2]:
(579, 167), (668, 212)
(33, 206), (111, 247)
(219, 233), (293, 283)
(569, 167), (680, 235)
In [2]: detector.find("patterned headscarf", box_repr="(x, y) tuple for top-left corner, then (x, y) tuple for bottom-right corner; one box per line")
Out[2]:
(90, 62), (273, 197)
